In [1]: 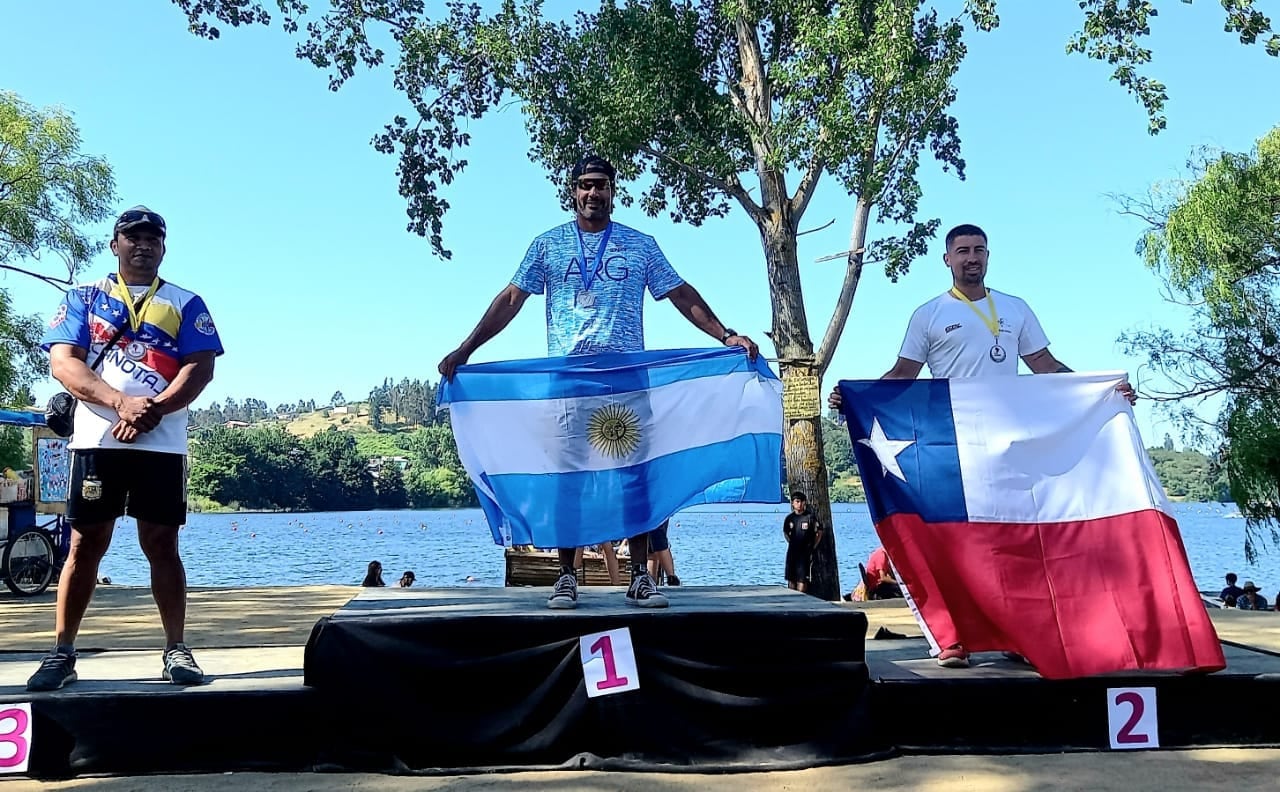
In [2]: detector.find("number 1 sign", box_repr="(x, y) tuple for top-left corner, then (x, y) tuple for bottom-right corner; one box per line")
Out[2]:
(579, 627), (640, 698)
(1107, 687), (1159, 750)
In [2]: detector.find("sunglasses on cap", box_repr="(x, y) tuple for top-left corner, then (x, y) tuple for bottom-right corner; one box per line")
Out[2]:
(115, 208), (167, 235)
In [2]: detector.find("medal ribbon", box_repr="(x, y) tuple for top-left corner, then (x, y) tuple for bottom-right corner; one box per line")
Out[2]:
(949, 287), (1001, 342)
(112, 274), (161, 333)
(575, 222), (614, 293)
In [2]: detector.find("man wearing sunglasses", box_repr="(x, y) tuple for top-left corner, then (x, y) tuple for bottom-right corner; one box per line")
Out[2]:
(27, 206), (224, 692)
(439, 155), (756, 610)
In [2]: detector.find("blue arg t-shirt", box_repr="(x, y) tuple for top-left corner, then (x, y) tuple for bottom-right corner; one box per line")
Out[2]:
(511, 221), (684, 356)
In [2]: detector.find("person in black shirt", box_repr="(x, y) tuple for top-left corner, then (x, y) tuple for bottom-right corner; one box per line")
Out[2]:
(782, 491), (824, 593)
(1221, 572), (1244, 606)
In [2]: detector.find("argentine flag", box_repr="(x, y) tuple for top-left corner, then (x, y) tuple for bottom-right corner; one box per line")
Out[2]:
(437, 348), (784, 548)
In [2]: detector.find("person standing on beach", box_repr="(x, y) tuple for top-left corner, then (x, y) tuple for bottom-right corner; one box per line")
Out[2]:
(828, 223), (1136, 667)
(438, 155), (756, 610)
(27, 206), (223, 692)
(782, 491), (823, 593)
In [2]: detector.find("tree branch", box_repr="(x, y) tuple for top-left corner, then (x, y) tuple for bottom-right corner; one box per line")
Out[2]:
(639, 144), (762, 220)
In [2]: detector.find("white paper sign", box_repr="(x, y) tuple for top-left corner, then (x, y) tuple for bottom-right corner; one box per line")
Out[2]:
(0, 704), (33, 774)
(579, 627), (640, 698)
(1107, 687), (1159, 750)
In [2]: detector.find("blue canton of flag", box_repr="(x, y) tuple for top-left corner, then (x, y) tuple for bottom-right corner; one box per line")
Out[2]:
(837, 379), (966, 524)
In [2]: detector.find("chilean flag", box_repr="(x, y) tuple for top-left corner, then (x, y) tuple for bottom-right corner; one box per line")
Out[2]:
(837, 372), (1224, 680)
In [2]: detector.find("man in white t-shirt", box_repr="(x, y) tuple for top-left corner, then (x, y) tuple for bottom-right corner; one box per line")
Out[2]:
(828, 223), (1135, 668)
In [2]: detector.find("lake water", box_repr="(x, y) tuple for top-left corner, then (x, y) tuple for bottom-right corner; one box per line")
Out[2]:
(83, 502), (1280, 596)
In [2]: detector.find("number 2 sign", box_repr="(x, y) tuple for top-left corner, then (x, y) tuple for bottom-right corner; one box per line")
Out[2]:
(1107, 687), (1159, 750)
(0, 704), (32, 774)
(579, 627), (640, 698)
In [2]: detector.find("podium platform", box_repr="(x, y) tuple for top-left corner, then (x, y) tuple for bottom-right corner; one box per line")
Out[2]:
(302, 585), (875, 770)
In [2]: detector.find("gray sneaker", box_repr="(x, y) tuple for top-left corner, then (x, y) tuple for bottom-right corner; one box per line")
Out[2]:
(547, 573), (579, 609)
(26, 649), (78, 692)
(162, 643), (204, 685)
(626, 572), (669, 608)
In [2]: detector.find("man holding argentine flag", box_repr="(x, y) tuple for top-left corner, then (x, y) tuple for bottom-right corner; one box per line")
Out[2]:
(438, 155), (771, 611)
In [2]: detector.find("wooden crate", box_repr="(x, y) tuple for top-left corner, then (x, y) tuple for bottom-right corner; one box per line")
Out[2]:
(504, 548), (625, 587)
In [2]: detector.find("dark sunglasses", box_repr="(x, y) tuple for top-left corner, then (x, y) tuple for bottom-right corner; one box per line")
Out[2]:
(116, 209), (167, 231)
(575, 178), (612, 191)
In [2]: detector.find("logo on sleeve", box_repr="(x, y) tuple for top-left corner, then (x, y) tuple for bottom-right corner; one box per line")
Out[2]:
(49, 304), (67, 329)
(944, 323), (961, 334)
(193, 312), (217, 336)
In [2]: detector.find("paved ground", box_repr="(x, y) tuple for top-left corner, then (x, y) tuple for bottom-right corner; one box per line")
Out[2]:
(2, 749), (1280, 791)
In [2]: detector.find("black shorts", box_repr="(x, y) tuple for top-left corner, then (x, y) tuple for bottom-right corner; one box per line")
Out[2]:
(67, 449), (188, 526)
(647, 521), (670, 553)
(785, 550), (813, 583)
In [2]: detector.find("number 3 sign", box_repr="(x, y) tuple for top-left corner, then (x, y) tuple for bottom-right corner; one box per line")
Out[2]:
(579, 627), (640, 698)
(1107, 687), (1158, 750)
(0, 704), (32, 774)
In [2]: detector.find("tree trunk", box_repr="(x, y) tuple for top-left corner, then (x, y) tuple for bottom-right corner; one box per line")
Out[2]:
(759, 212), (841, 601)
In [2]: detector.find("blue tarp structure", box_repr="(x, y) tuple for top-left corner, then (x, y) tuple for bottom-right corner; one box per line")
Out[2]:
(0, 409), (46, 427)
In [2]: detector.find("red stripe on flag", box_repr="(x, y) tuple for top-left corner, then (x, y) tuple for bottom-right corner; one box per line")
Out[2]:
(878, 509), (1225, 679)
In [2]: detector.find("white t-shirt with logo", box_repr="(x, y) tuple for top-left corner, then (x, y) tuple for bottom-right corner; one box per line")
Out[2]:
(898, 289), (1050, 378)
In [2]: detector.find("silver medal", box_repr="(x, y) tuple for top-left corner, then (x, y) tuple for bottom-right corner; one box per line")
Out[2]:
(576, 291), (596, 309)
(989, 344), (1006, 363)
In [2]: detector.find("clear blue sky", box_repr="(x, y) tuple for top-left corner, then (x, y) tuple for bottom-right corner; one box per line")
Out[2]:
(2, 1), (1276, 448)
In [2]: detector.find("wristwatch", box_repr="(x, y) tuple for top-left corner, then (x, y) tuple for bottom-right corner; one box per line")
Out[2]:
(720, 328), (737, 343)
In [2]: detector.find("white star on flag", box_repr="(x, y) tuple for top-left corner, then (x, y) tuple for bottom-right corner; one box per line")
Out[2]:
(857, 417), (915, 481)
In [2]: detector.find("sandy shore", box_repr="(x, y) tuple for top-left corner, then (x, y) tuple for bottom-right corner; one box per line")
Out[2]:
(0, 750), (1278, 791)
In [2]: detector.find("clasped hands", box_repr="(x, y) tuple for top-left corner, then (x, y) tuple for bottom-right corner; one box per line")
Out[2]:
(112, 395), (164, 444)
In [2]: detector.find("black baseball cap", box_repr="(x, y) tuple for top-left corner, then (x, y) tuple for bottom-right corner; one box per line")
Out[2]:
(114, 206), (166, 237)
(571, 155), (616, 183)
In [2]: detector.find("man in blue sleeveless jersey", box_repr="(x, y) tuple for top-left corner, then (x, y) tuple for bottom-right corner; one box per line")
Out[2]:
(27, 206), (224, 691)
(439, 155), (757, 610)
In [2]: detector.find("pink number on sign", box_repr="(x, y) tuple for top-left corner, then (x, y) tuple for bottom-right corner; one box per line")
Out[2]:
(1115, 691), (1150, 745)
(589, 634), (630, 691)
(0, 707), (30, 769)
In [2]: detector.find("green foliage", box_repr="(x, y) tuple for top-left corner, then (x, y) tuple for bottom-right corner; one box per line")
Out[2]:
(375, 460), (409, 509)
(1, 91), (114, 404)
(0, 426), (26, 473)
(302, 427), (376, 511)
(0, 90), (116, 282)
(1120, 126), (1280, 559)
(355, 431), (406, 459)
(1146, 447), (1220, 501)
(406, 464), (471, 508)
(1062, 1), (1278, 135)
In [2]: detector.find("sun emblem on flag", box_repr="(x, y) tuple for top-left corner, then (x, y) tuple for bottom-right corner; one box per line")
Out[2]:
(587, 403), (641, 458)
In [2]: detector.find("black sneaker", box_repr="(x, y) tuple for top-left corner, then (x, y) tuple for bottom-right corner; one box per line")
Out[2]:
(666, 574), (681, 586)
(27, 649), (78, 692)
(547, 573), (578, 610)
(626, 572), (669, 608)
(162, 643), (205, 685)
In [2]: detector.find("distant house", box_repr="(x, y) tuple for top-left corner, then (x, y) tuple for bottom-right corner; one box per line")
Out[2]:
(224, 420), (250, 428)
(367, 455), (411, 474)
(331, 405), (350, 415)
